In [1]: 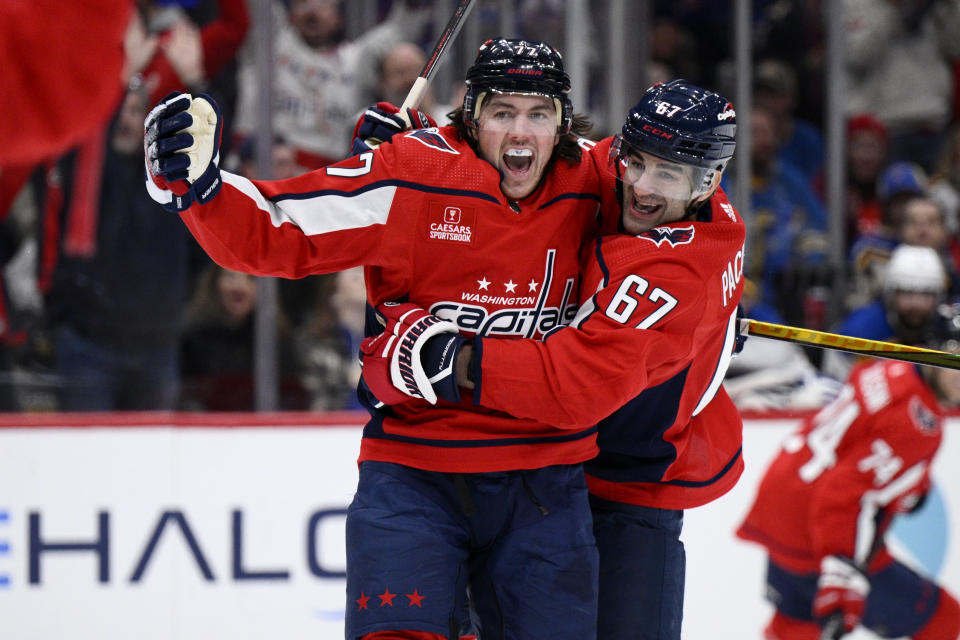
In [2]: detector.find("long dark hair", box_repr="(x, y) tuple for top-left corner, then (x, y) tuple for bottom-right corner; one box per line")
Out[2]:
(445, 106), (593, 164)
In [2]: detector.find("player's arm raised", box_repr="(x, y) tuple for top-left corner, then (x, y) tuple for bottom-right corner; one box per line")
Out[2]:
(144, 92), (403, 278)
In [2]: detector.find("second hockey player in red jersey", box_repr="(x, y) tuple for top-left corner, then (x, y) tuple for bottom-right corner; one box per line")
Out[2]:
(144, 38), (616, 640)
(737, 306), (960, 640)
(362, 80), (745, 640)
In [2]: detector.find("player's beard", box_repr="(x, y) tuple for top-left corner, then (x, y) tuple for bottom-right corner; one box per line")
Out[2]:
(621, 190), (689, 235)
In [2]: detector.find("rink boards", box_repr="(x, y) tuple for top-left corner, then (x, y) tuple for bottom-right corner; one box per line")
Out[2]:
(0, 411), (956, 639)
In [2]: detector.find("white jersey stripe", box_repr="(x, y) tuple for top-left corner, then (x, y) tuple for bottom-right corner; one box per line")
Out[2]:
(692, 308), (737, 416)
(854, 460), (928, 564)
(222, 170), (397, 234)
(570, 279), (604, 328)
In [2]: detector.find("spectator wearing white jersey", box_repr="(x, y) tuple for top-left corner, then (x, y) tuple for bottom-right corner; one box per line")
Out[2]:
(233, 0), (428, 170)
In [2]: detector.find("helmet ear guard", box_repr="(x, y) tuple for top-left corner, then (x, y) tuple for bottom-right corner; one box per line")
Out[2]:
(462, 38), (573, 135)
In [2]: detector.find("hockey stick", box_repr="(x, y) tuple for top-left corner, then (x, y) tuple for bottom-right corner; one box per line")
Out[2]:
(364, 0), (476, 147)
(820, 615), (844, 640)
(400, 0), (477, 114)
(741, 318), (960, 371)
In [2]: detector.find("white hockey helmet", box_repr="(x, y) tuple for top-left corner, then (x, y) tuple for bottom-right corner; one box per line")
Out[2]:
(882, 244), (947, 296)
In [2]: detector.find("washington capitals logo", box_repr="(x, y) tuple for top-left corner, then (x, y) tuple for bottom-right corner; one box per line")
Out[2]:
(405, 128), (459, 154)
(909, 396), (938, 433)
(638, 225), (695, 247)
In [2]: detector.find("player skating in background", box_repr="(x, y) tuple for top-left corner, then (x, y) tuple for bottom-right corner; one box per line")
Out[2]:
(361, 80), (745, 640)
(143, 37), (615, 639)
(736, 306), (960, 640)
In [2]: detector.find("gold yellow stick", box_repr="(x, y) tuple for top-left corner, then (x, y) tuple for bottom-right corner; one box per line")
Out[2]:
(742, 319), (960, 370)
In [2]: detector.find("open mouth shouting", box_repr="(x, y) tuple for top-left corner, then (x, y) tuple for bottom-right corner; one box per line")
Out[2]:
(503, 147), (534, 179)
(623, 193), (666, 233)
(498, 146), (543, 200)
(473, 93), (561, 200)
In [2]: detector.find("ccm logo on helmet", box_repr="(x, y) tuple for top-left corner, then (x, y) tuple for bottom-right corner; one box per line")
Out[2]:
(718, 103), (736, 121)
(642, 124), (674, 139)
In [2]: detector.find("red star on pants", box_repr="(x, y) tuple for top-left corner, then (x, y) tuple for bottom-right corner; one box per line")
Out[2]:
(406, 588), (425, 607)
(356, 592), (370, 610)
(378, 588), (397, 606)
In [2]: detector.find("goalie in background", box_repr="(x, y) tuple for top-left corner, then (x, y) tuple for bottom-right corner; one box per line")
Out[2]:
(735, 304), (960, 640)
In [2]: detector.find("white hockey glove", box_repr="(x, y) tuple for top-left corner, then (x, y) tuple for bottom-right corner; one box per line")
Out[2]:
(143, 91), (223, 212)
(360, 302), (467, 405)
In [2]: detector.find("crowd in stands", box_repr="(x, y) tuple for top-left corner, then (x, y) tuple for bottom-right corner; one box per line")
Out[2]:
(2, 0), (960, 412)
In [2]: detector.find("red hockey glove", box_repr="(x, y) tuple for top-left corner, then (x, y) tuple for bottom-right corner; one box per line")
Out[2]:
(350, 102), (437, 155)
(360, 302), (466, 405)
(813, 556), (870, 636)
(144, 91), (223, 212)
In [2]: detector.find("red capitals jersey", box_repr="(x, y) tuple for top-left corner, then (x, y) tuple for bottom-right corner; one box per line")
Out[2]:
(475, 187), (746, 509)
(737, 359), (944, 574)
(179, 127), (612, 472)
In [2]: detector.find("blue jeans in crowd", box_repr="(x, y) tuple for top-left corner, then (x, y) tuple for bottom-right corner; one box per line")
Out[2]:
(54, 323), (180, 411)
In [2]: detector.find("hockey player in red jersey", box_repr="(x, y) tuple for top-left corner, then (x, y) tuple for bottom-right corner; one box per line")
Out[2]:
(144, 38), (611, 639)
(361, 80), (745, 640)
(736, 306), (960, 640)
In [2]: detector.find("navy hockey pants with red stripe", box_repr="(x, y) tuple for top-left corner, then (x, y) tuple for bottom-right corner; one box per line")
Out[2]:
(345, 461), (598, 640)
(765, 557), (943, 637)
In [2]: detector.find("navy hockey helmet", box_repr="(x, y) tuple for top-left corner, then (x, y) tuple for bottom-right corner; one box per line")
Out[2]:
(612, 80), (736, 198)
(463, 38), (573, 134)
